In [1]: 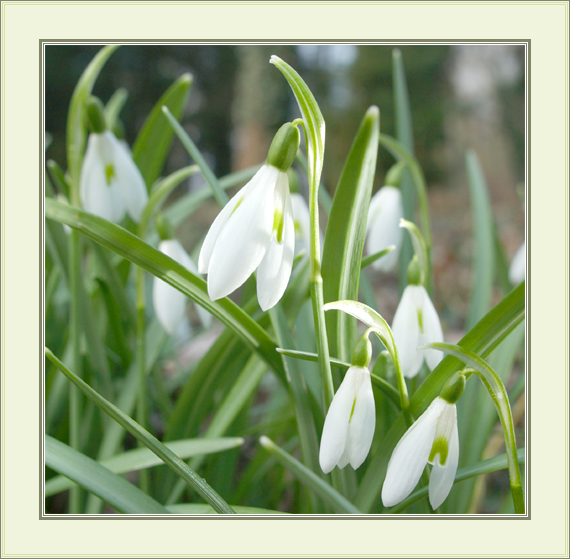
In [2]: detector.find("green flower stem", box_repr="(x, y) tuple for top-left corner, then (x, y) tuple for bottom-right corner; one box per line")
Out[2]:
(67, 229), (82, 514)
(429, 343), (525, 514)
(378, 133), (433, 292)
(134, 267), (149, 492)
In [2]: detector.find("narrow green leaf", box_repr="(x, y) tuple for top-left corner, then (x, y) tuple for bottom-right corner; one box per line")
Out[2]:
(354, 282), (525, 512)
(322, 106), (379, 363)
(161, 106), (228, 207)
(45, 435), (169, 514)
(139, 164), (199, 235)
(389, 448), (525, 513)
(259, 436), (361, 514)
(166, 504), (288, 514)
(132, 73), (193, 190)
(66, 45), (119, 194)
(392, 49), (416, 293)
(45, 198), (284, 378)
(46, 437), (244, 497)
(361, 246), (395, 269)
(45, 348), (236, 514)
(465, 149), (495, 328)
(167, 355), (267, 505)
(46, 160), (71, 199)
(269, 305), (322, 484)
(104, 87), (129, 130)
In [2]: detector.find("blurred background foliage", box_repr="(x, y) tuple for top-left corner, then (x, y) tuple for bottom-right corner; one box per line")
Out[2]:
(45, 42), (525, 366)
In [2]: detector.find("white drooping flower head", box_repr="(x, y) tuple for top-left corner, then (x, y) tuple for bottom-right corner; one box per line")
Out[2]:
(153, 238), (212, 337)
(382, 372), (465, 510)
(391, 258), (444, 378)
(319, 335), (376, 474)
(199, 123), (300, 312)
(79, 97), (148, 223)
(509, 241), (525, 285)
(366, 186), (404, 272)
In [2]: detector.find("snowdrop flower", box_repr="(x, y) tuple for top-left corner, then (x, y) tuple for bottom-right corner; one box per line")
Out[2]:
(365, 184), (404, 272)
(509, 241), (525, 285)
(80, 97), (148, 223)
(319, 335), (375, 474)
(153, 238), (212, 336)
(382, 372), (465, 510)
(199, 122), (300, 311)
(392, 258), (444, 378)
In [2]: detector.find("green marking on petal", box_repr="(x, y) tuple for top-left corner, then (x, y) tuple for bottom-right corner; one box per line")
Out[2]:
(417, 308), (424, 333)
(229, 196), (244, 217)
(349, 397), (357, 423)
(294, 219), (302, 237)
(429, 436), (449, 466)
(273, 209), (284, 243)
(105, 164), (115, 186)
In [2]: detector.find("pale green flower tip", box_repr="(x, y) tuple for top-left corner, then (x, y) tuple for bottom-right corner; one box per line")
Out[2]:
(155, 213), (174, 241)
(352, 336), (372, 368)
(385, 160), (406, 188)
(85, 96), (106, 134)
(406, 255), (422, 286)
(266, 122), (300, 172)
(259, 436), (272, 448)
(440, 372), (466, 404)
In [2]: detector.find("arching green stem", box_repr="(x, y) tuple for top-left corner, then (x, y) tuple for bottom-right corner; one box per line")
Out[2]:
(428, 342), (525, 514)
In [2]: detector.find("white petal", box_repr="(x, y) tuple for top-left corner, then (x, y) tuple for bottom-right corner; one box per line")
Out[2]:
(109, 132), (148, 222)
(256, 174), (294, 311)
(160, 239), (213, 329)
(366, 187), (403, 272)
(319, 367), (358, 474)
(345, 369), (376, 470)
(392, 285), (424, 378)
(79, 134), (126, 222)
(153, 277), (186, 335)
(508, 241), (525, 285)
(429, 404), (459, 509)
(418, 286), (444, 371)
(198, 166), (272, 274)
(291, 193), (311, 246)
(382, 397), (446, 507)
(152, 240), (190, 335)
(206, 167), (277, 301)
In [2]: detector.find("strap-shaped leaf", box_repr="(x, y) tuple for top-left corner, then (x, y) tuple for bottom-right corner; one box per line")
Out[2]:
(46, 437), (243, 497)
(270, 55), (325, 189)
(322, 106), (380, 362)
(45, 198), (284, 377)
(465, 149), (495, 328)
(259, 436), (361, 514)
(46, 348), (236, 514)
(132, 73), (193, 189)
(45, 435), (169, 514)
